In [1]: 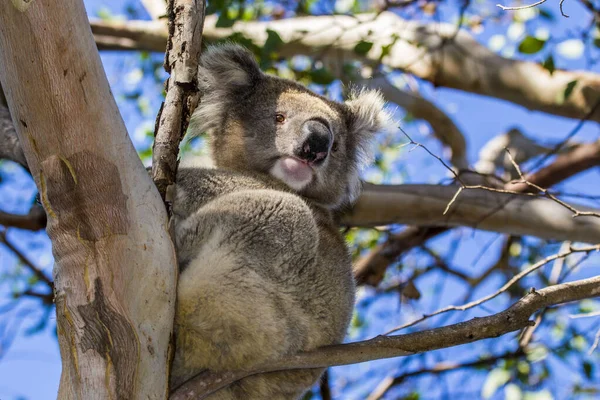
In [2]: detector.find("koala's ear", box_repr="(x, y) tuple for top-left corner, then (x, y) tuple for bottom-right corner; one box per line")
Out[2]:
(189, 44), (262, 137)
(198, 44), (262, 93)
(342, 89), (392, 205)
(345, 88), (391, 164)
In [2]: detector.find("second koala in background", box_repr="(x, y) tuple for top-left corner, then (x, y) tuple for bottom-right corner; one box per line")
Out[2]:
(170, 44), (390, 399)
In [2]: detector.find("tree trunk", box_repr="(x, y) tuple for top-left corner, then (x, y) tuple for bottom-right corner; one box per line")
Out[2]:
(0, 1), (178, 398)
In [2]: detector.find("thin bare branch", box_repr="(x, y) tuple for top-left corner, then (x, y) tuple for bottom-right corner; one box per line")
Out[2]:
(0, 206), (46, 231)
(496, 0), (548, 12)
(385, 244), (600, 334)
(367, 349), (526, 400)
(365, 77), (468, 170)
(319, 370), (332, 400)
(171, 275), (600, 399)
(505, 149), (600, 218)
(570, 310), (600, 319)
(590, 327), (600, 354)
(353, 139), (600, 287)
(0, 230), (53, 289)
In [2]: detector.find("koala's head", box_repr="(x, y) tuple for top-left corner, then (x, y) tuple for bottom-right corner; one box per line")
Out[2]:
(190, 44), (390, 208)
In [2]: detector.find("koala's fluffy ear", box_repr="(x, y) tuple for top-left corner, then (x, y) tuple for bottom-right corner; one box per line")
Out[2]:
(345, 88), (391, 165)
(198, 44), (262, 94)
(343, 89), (392, 204)
(190, 44), (262, 136)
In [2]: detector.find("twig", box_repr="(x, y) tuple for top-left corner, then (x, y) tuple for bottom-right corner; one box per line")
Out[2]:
(589, 325), (600, 354)
(0, 205), (46, 231)
(151, 0), (206, 202)
(319, 369), (332, 400)
(170, 275), (600, 399)
(366, 349), (526, 400)
(354, 138), (600, 287)
(385, 244), (600, 335)
(570, 310), (600, 319)
(505, 149), (600, 218)
(421, 246), (471, 282)
(0, 230), (53, 289)
(401, 129), (462, 183)
(496, 0), (570, 17)
(496, 0), (548, 12)
(528, 100), (600, 174)
(19, 289), (54, 305)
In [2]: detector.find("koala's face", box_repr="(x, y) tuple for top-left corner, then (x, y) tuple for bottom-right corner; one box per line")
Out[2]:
(190, 44), (390, 208)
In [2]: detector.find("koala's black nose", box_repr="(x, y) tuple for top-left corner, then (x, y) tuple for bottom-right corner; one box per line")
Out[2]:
(297, 120), (332, 164)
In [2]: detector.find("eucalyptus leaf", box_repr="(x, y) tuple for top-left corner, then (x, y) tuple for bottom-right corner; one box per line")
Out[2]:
(518, 36), (546, 54)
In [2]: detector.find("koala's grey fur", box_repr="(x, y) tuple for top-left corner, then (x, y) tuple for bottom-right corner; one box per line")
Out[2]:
(169, 44), (389, 399)
(0, 84), (27, 170)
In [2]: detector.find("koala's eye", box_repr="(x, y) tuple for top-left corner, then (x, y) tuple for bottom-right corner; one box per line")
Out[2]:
(331, 141), (339, 152)
(275, 113), (286, 124)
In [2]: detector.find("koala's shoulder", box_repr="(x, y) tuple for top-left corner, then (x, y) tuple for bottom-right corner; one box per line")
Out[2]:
(172, 167), (293, 217)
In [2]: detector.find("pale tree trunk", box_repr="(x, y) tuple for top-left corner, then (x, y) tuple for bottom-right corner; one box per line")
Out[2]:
(0, 0), (178, 398)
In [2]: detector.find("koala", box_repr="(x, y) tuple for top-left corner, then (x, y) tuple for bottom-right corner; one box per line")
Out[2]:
(169, 44), (389, 399)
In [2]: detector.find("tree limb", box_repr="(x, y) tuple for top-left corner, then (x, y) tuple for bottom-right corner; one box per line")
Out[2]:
(171, 275), (600, 399)
(90, 13), (600, 123)
(343, 183), (600, 242)
(0, 205), (46, 231)
(0, 0), (177, 397)
(354, 139), (600, 286)
(152, 0), (206, 200)
(0, 230), (53, 289)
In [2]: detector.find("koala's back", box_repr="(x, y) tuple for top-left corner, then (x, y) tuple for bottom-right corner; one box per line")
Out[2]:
(170, 167), (355, 399)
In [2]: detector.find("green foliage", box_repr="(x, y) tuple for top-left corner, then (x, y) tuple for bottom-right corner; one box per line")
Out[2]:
(482, 368), (511, 399)
(308, 68), (336, 85)
(354, 41), (374, 55)
(518, 36), (546, 54)
(563, 80), (578, 101)
(542, 55), (555, 75)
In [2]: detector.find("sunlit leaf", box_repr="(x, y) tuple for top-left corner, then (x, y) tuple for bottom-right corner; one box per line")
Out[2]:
(354, 41), (374, 55)
(523, 389), (553, 400)
(564, 80), (578, 101)
(309, 68), (335, 85)
(505, 384), (523, 400)
(488, 34), (506, 52)
(216, 12), (236, 28)
(264, 29), (284, 55)
(583, 361), (593, 379)
(542, 55), (555, 75)
(507, 22), (525, 41)
(518, 36), (546, 54)
(571, 335), (587, 351)
(514, 8), (537, 22)
(538, 8), (555, 20)
(557, 39), (584, 59)
(482, 368), (511, 399)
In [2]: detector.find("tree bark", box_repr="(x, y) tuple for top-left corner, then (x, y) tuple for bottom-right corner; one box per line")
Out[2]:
(343, 183), (600, 243)
(89, 13), (600, 123)
(0, 1), (178, 398)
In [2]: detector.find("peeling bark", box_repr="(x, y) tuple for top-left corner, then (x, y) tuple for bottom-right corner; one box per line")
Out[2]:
(0, 0), (177, 398)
